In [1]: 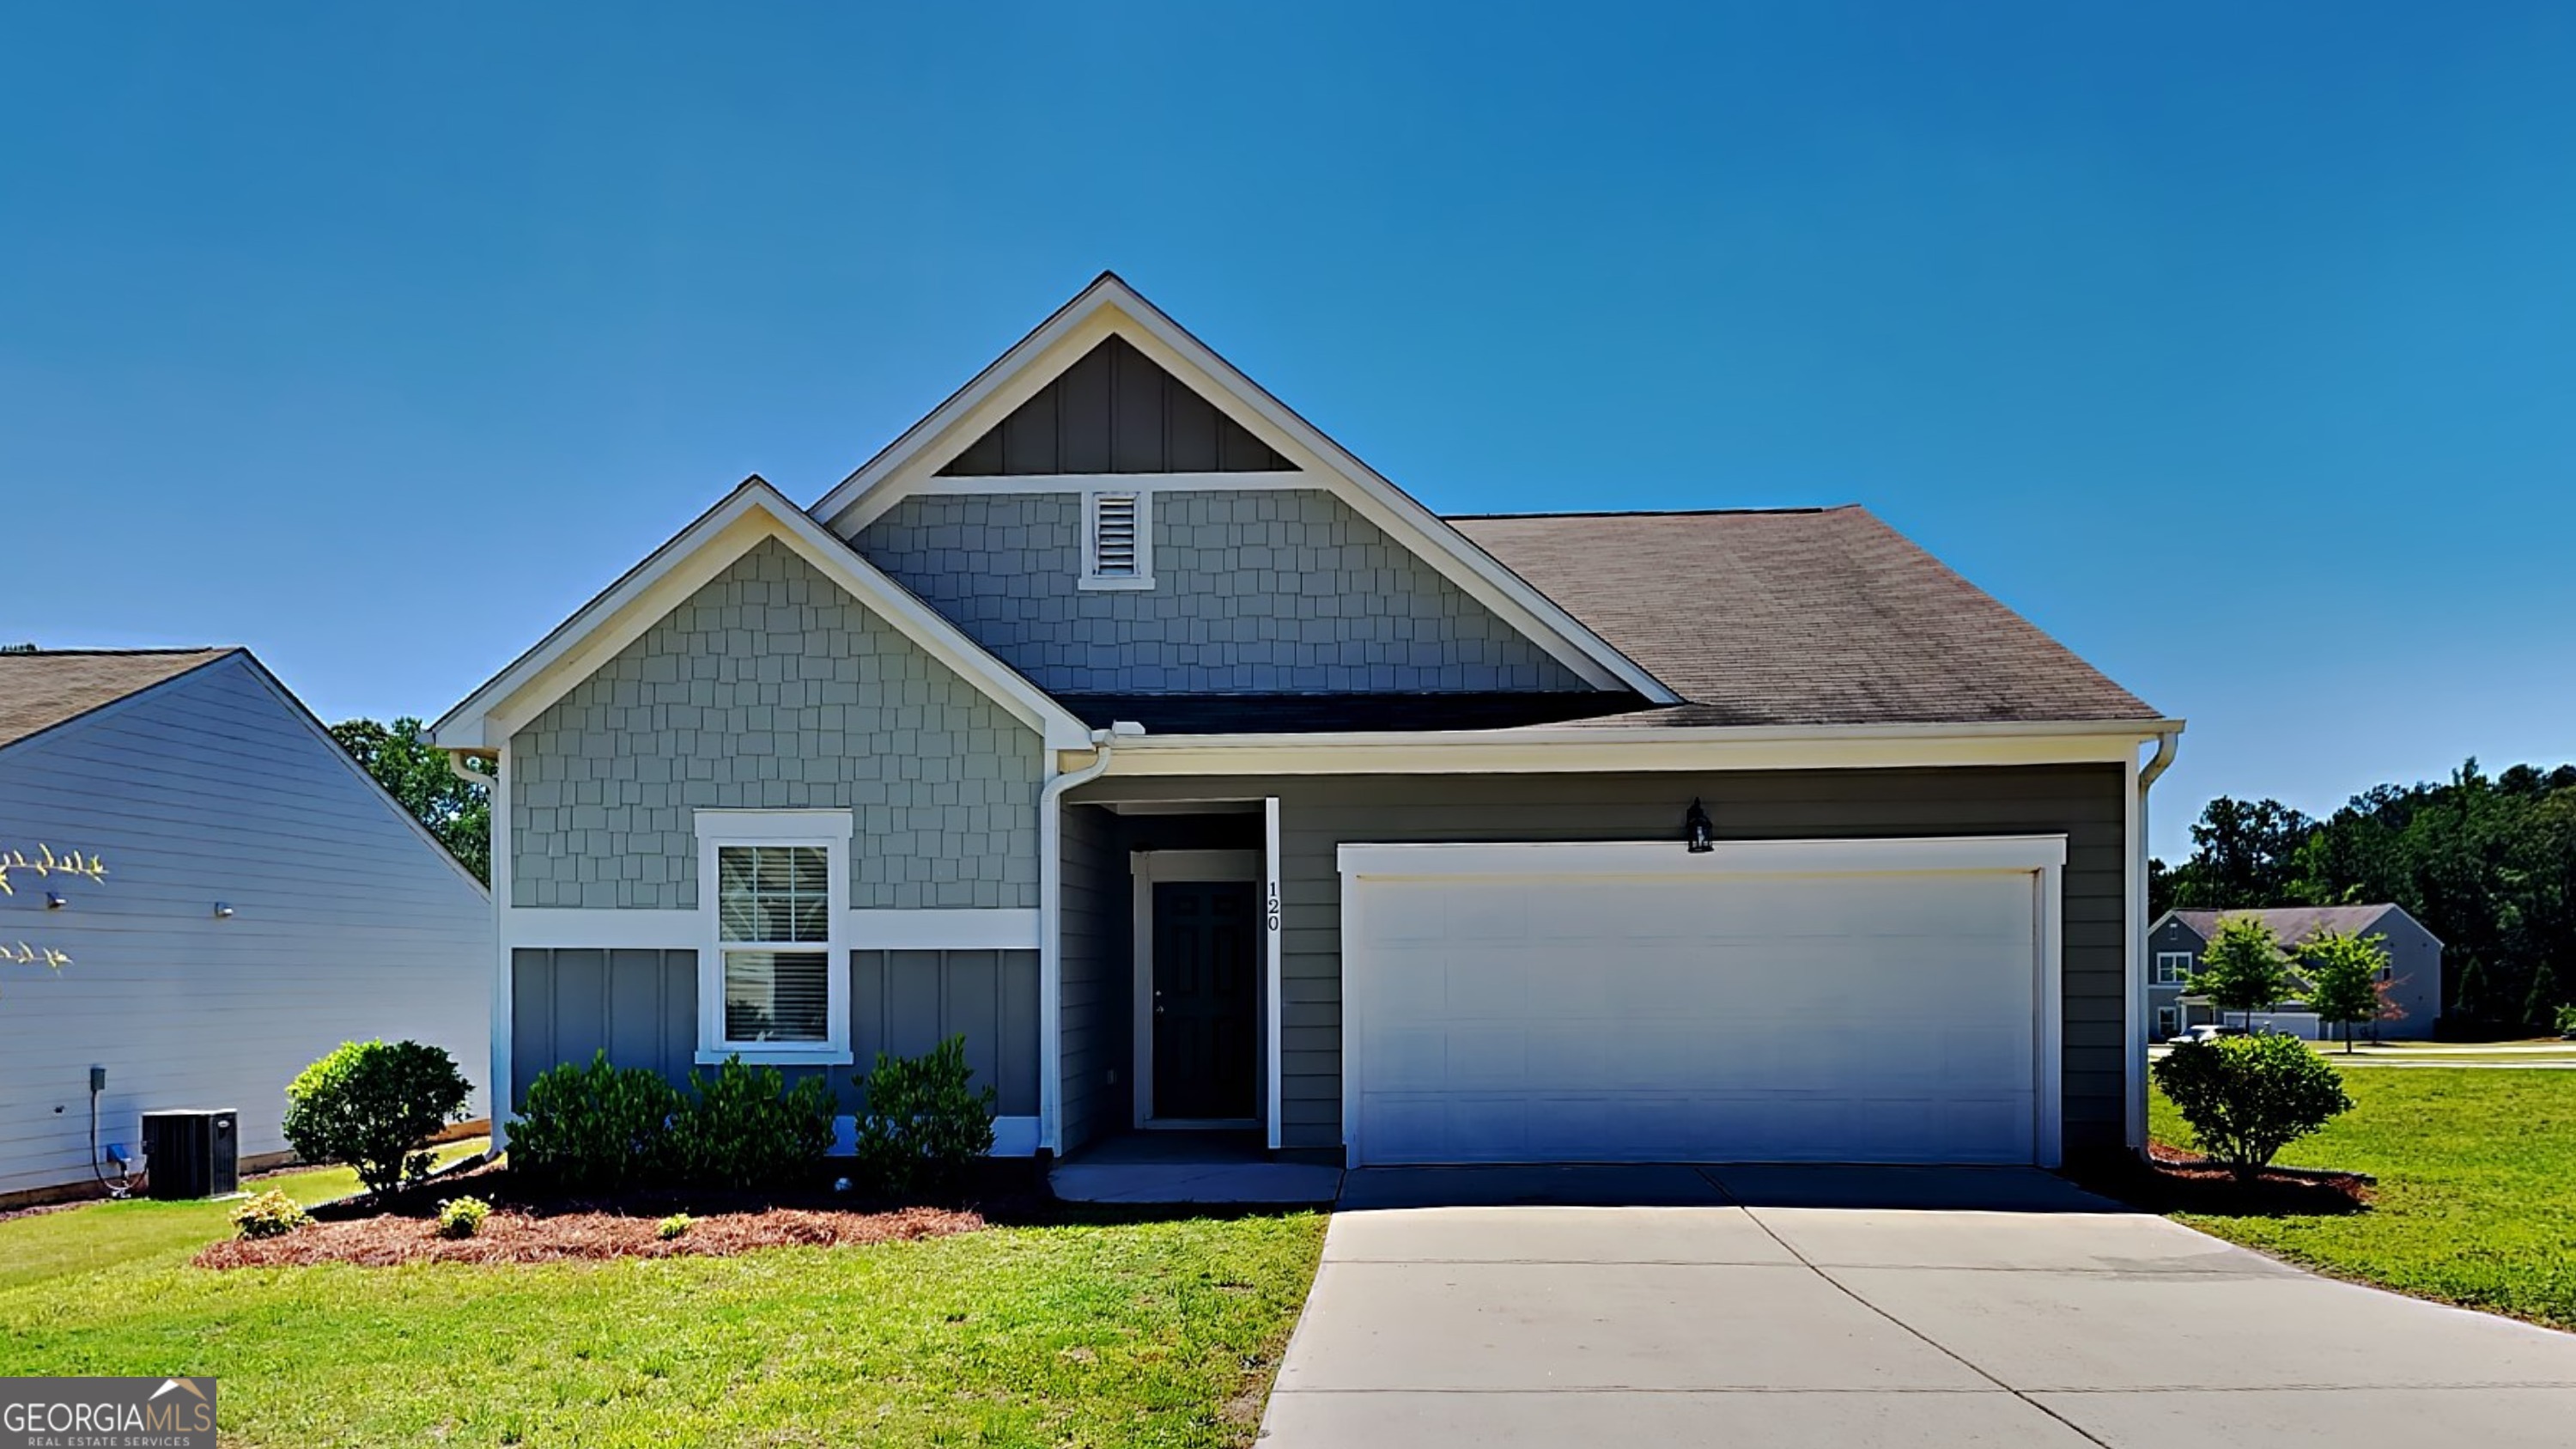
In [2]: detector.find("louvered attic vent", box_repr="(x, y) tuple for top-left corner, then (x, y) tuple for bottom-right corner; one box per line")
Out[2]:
(1082, 491), (1151, 589)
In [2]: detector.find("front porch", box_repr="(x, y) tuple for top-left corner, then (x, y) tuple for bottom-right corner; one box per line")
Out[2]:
(1048, 1129), (1341, 1205)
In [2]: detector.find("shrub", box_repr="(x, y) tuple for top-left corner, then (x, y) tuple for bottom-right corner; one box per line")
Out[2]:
(854, 1036), (996, 1196)
(2558, 1004), (2576, 1040)
(2154, 1034), (2354, 1181)
(437, 1195), (492, 1239)
(656, 1212), (693, 1240)
(670, 1056), (838, 1190)
(231, 1190), (311, 1239)
(508, 1052), (683, 1194)
(282, 1039), (474, 1197)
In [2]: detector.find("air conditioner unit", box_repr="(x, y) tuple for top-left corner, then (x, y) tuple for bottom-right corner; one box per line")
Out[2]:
(141, 1109), (239, 1200)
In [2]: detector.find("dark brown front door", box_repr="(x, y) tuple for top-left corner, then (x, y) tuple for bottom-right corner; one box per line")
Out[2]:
(1151, 880), (1259, 1120)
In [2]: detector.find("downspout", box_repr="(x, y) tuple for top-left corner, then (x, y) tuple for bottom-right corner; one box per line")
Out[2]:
(2133, 727), (2182, 1162)
(1036, 721), (1143, 1159)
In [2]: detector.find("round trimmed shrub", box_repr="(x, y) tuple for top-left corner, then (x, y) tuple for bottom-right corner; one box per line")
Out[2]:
(231, 1190), (312, 1239)
(2153, 1033), (2354, 1181)
(508, 1052), (683, 1194)
(281, 1039), (474, 1197)
(437, 1195), (492, 1239)
(670, 1056), (838, 1190)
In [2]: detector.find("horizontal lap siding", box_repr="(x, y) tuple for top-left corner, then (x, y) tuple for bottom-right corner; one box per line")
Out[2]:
(0, 656), (491, 1198)
(1056, 803), (1121, 1151)
(1071, 764), (2130, 1159)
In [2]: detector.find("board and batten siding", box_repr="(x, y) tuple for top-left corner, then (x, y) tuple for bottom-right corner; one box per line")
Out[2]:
(508, 537), (1043, 911)
(0, 654), (490, 1200)
(1068, 764), (2131, 1160)
(509, 947), (1039, 1117)
(851, 490), (1593, 696)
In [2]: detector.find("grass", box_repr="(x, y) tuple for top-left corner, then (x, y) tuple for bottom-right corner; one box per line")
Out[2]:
(2150, 1067), (2576, 1329)
(0, 1155), (1326, 1448)
(0, 1137), (489, 1294)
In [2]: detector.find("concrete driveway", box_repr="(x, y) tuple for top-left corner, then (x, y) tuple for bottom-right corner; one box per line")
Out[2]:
(1260, 1165), (2576, 1447)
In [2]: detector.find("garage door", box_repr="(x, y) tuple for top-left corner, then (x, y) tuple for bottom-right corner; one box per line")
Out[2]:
(1340, 837), (2063, 1168)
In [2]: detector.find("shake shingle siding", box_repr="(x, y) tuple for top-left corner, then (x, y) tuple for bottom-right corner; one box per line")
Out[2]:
(509, 537), (1043, 910)
(852, 490), (1593, 696)
(1070, 764), (2130, 1160)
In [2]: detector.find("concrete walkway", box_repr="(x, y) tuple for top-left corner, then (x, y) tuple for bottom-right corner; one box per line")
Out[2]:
(1261, 1165), (2576, 1447)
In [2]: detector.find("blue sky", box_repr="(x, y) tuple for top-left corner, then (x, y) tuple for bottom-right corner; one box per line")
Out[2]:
(4, 4), (2570, 856)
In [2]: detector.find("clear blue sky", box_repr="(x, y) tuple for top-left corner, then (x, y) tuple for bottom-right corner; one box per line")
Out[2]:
(5, 4), (2571, 856)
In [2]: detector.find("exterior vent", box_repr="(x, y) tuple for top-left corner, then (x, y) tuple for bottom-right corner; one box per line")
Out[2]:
(1082, 491), (1151, 589)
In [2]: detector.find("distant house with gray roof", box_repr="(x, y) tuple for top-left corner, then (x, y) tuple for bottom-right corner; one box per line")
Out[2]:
(2148, 904), (2443, 1042)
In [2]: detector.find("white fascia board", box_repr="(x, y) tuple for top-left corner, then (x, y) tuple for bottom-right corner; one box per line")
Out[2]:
(432, 478), (1091, 754)
(809, 275), (1677, 703)
(1092, 718), (2184, 777)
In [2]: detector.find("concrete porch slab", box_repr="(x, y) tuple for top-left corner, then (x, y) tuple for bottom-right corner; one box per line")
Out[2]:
(1047, 1157), (1340, 1204)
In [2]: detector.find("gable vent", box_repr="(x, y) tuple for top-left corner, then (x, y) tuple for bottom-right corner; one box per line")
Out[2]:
(1082, 491), (1151, 589)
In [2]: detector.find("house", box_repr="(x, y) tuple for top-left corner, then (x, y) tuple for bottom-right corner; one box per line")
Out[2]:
(434, 273), (2183, 1172)
(0, 648), (491, 1202)
(2148, 904), (2443, 1042)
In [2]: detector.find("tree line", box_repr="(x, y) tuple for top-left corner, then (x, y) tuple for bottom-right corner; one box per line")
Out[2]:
(2152, 759), (2576, 1032)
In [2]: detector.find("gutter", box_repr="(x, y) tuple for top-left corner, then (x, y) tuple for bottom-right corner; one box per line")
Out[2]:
(1036, 721), (1144, 1156)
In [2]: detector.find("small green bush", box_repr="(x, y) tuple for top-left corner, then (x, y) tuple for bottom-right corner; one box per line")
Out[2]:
(2557, 1003), (2576, 1040)
(231, 1190), (312, 1240)
(656, 1212), (693, 1240)
(508, 1052), (683, 1193)
(854, 1035), (996, 1196)
(281, 1039), (474, 1197)
(2153, 1033), (2354, 1181)
(436, 1195), (492, 1239)
(670, 1056), (838, 1190)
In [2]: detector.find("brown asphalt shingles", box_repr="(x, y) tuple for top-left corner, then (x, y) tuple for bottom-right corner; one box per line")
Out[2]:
(0, 648), (235, 751)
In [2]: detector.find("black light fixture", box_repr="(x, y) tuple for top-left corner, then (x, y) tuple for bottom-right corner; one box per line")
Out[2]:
(1684, 799), (1714, 854)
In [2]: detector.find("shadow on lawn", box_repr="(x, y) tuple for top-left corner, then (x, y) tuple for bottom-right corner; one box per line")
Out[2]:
(2069, 1147), (2372, 1219)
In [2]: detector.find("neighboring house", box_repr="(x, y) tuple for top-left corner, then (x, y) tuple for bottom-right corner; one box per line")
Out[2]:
(0, 648), (490, 1202)
(2148, 904), (2443, 1042)
(434, 273), (2182, 1172)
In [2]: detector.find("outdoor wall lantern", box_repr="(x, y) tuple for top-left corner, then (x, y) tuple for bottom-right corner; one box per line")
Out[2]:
(213, 903), (235, 919)
(1685, 800), (1714, 854)
(44, 891), (66, 910)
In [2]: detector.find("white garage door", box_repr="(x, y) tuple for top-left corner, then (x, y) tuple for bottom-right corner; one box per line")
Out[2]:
(1341, 838), (2063, 1168)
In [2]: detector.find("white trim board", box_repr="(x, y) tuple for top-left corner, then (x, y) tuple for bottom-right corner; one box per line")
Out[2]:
(1335, 835), (2069, 1170)
(1130, 849), (1266, 1131)
(501, 908), (1040, 952)
(432, 477), (1090, 752)
(809, 273), (1675, 703)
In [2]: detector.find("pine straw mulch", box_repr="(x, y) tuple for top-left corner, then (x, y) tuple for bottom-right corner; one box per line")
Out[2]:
(2069, 1142), (2373, 1217)
(195, 1202), (986, 1269)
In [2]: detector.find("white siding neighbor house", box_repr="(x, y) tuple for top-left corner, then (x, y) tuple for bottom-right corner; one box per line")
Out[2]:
(0, 648), (490, 1202)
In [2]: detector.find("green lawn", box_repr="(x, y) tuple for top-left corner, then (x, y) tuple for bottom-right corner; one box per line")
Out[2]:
(0, 1159), (1325, 1447)
(2150, 1067), (2576, 1329)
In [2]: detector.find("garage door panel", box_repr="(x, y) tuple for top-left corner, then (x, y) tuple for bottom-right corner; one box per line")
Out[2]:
(1350, 856), (2048, 1166)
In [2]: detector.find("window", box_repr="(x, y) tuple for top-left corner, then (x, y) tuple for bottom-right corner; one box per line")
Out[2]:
(2156, 1006), (2179, 1039)
(2154, 951), (2194, 986)
(717, 847), (830, 1044)
(1080, 490), (1153, 589)
(695, 812), (851, 1063)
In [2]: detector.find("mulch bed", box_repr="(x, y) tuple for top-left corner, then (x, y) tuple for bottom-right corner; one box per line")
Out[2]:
(2070, 1142), (2373, 1217)
(196, 1202), (985, 1268)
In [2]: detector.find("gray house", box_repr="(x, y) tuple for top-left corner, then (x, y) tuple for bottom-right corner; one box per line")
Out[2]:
(2149, 904), (2443, 1042)
(0, 648), (490, 1202)
(435, 273), (2184, 1171)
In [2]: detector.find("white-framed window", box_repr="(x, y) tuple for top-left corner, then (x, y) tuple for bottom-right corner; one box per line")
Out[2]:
(2156, 1006), (2179, 1039)
(1079, 490), (1153, 590)
(2154, 951), (2194, 986)
(694, 810), (852, 1065)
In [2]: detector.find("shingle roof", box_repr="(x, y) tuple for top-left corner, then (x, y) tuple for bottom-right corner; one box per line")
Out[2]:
(2168, 906), (2411, 946)
(1449, 507), (2160, 728)
(0, 648), (237, 751)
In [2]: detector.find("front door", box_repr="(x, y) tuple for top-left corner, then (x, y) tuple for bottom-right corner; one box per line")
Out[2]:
(1151, 880), (1258, 1120)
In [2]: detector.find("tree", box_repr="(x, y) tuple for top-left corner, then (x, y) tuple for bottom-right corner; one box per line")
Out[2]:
(2160, 798), (2318, 911)
(2301, 929), (2399, 1051)
(331, 716), (489, 884)
(2190, 915), (2294, 1031)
